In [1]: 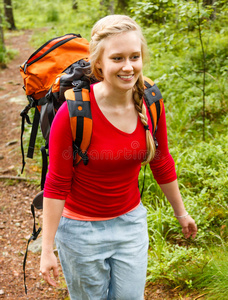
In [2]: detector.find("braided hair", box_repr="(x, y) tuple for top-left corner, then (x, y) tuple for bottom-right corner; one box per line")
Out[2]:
(133, 74), (156, 164)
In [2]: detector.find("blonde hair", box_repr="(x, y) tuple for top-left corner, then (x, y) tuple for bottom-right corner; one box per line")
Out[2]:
(90, 15), (156, 164)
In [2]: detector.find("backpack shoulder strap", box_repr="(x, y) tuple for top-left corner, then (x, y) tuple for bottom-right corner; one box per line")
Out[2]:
(143, 76), (163, 139)
(65, 85), (92, 165)
(65, 77), (162, 166)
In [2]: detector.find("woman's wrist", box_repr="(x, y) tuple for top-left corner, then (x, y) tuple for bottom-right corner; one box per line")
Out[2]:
(42, 242), (55, 254)
(174, 212), (189, 219)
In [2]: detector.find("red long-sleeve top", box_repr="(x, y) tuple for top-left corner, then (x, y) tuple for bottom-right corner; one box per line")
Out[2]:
(44, 84), (177, 218)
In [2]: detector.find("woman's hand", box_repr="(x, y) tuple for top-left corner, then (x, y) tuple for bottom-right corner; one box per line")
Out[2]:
(159, 181), (198, 239)
(176, 215), (197, 239)
(40, 250), (59, 287)
(40, 197), (65, 287)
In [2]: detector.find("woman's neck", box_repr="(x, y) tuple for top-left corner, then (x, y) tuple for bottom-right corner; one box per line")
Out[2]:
(92, 82), (138, 134)
(93, 82), (134, 109)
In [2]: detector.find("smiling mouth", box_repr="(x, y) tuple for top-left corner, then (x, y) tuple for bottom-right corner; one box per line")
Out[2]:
(118, 75), (134, 79)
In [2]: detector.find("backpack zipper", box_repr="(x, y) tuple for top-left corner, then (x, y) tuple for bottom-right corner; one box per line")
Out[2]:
(23, 34), (81, 73)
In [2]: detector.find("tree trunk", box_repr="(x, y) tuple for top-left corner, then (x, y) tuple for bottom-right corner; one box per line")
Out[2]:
(203, 0), (214, 5)
(116, 0), (128, 13)
(4, 0), (16, 30)
(203, 0), (216, 19)
(109, 0), (114, 14)
(100, 0), (115, 14)
(72, 0), (78, 10)
(0, 11), (5, 51)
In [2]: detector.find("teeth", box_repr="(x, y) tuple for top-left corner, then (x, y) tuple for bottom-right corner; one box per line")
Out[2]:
(119, 75), (133, 79)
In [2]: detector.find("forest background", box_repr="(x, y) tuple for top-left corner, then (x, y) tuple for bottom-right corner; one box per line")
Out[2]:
(0, 0), (227, 299)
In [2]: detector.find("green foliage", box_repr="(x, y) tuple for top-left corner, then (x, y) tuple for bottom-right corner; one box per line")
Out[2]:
(141, 130), (228, 243)
(46, 7), (59, 22)
(0, 46), (5, 65)
(137, 2), (227, 289)
(0, 43), (17, 66)
(193, 247), (228, 299)
(147, 242), (228, 294)
(131, 0), (177, 26)
(147, 243), (205, 289)
(0, 9), (5, 65)
(176, 139), (228, 237)
(13, 0), (100, 42)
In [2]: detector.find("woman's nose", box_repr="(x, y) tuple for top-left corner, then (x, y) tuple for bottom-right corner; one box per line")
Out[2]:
(122, 59), (133, 71)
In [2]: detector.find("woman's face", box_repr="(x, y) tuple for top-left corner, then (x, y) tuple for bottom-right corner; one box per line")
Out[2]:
(95, 31), (143, 93)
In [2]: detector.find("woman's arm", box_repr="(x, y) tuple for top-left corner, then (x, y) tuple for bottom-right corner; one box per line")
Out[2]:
(40, 197), (65, 286)
(149, 103), (177, 185)
(41, 102), (73, 286)
(159, 180), (197, 239)
(147, 102), (197, 238)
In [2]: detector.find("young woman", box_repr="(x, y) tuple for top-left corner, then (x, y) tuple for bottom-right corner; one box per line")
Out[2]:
(40, 15), (197, 300)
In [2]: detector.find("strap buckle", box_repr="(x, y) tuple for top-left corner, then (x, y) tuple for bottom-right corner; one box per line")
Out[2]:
(73, 143), (89, 165)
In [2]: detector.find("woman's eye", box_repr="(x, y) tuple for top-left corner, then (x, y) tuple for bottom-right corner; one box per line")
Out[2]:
(131, 55), (140, 60)
(112, 57), (122, 61)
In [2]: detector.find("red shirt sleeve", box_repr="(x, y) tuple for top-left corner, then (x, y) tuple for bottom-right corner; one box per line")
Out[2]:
(148, 102), (177, 184)
(43, 102), (73, 199)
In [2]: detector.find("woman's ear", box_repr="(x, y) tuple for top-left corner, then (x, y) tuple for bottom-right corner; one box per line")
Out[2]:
(95, 60), (103, 78)
(96, 60), (101, 69)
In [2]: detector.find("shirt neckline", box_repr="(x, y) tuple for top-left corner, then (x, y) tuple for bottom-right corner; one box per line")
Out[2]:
(90, 84), (139, 136)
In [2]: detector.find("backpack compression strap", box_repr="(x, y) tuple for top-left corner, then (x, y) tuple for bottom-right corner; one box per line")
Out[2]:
(143, 77), (163, 147)
(65, 85), (92, 165)
(23, 202), (42, 294)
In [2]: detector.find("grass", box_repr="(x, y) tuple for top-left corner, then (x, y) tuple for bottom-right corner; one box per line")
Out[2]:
(193, 247), (228, 299)
(0, 44), (18, 67)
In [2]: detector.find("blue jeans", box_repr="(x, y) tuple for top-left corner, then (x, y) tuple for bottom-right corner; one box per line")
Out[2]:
(55, 203), (149, 300)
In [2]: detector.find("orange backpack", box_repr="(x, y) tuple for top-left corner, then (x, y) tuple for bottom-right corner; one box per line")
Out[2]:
(20, 34), (93, 183)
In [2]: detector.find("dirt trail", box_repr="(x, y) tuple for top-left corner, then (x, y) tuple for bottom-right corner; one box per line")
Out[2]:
(0, 30), (68, 299)
(0, 30), (197, 299)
